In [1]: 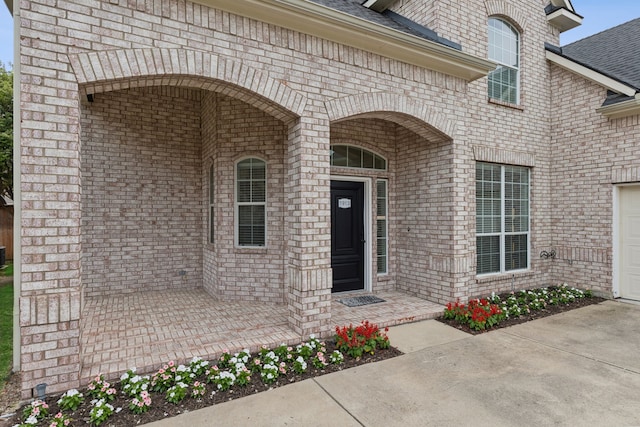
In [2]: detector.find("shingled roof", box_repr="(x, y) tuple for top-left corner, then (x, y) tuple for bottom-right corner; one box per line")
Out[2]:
(560, 17), (640, 91)
(309, 0), (461, 50)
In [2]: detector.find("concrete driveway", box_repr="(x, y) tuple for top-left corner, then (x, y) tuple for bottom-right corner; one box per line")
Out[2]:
(147, 300), (640, 426)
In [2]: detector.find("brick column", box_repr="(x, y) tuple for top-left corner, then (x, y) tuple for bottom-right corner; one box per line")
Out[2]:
(285, 115), (333, 337)
(17, 51), (83, 397)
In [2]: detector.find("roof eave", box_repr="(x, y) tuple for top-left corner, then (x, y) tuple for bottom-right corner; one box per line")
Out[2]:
(3, 0), (12, 15)
(546, 8), (582, 32)
(596, 94), (640, 119)
(546, 50), (637, 96)
(195, 0), (496, 81)
(550, 0), (575, 13)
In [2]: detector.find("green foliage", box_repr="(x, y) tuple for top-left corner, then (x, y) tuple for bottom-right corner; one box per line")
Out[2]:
(0, 62), (13, 200)
(2, 262), (12, 276)
(444, 284), (594, 331)
(334, 321), (390, 358)
(0, 283), (12, 389)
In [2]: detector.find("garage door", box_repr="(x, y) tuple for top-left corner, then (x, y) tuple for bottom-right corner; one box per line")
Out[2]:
(619, 185), (640, 300)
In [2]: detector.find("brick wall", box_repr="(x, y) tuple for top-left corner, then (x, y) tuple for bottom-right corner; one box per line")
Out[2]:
(81, 86), (203, 297)
(550, 65), (640, 296)
(17, 0), (565, 395)
(203, 93), (288, 303)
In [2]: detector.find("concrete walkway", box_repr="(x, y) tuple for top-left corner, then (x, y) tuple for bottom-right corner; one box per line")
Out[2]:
(146, 300), (640, 426)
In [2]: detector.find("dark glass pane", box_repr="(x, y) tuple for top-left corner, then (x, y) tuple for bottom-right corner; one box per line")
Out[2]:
(332, 145), (348, 166)
(347, 146), (362, 168)
(362, 150), (374, 169)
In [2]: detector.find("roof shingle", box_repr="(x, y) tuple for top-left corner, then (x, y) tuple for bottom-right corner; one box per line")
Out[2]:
(561, 18), (640, 91)
(308, 0), (461, 50)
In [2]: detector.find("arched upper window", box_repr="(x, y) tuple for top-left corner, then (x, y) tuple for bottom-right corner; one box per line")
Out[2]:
(330, 145), (386, 170)
(488, 18), (520, 104)
(236, 158), (266, 247)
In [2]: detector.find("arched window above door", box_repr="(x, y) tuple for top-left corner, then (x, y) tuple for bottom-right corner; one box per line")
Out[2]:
(330, 145), (387, 170)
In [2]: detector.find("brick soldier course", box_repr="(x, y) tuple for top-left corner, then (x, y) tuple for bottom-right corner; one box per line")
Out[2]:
(8, 0), (640, 397)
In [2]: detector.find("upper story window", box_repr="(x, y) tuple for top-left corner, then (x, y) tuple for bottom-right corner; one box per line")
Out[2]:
(330, 145), (386, 170)
(488, 18), (520, 105)
(236, 158), (266, 247)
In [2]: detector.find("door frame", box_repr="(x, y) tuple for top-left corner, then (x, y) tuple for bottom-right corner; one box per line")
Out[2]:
(331, 176), (372, 293)
(613, 183), (640, 299)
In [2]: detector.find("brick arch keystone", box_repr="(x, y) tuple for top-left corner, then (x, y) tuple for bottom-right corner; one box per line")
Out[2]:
(324, 92), (455, 142)
(68, 48), (307, 121)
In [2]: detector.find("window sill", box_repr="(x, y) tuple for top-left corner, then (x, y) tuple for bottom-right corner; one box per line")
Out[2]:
(488, 98), (524, 111)
(476, 270), (533, 284)
(234, 246), (268, 254)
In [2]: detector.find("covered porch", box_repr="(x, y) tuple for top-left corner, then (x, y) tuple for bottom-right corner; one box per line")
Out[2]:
(80, 289), (443, 382)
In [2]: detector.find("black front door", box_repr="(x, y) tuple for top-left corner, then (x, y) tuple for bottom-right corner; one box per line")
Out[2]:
(331, 181), (365, 293)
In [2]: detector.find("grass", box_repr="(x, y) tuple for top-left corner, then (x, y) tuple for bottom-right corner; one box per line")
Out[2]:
(0, 264), (13, 389)
(2, 262), (13, 276)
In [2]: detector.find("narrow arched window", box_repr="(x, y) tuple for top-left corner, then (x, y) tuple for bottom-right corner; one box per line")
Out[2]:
(488, 18), (520, 104)
(236, 158), (266, 247)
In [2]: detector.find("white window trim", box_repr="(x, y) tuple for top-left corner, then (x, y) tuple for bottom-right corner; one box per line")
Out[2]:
(488, 17), (521, 105)
(477, 164), (530, 277)
(209, 163), (215, 244)
(376, 179), (388, 276)
(234, 157), (267, 248)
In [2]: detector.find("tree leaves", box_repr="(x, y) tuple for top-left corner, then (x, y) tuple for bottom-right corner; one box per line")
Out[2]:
(0, 62), (12, 201)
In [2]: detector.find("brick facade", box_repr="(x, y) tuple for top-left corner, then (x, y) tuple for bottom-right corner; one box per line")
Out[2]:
(14, 0), (637, 396)
(549, 66), (640, 297)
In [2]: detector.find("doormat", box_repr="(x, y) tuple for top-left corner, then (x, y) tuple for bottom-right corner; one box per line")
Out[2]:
(338, 295), (386, 307)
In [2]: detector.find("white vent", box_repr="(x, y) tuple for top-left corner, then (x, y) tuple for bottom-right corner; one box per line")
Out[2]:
(361, 0), (396, 13)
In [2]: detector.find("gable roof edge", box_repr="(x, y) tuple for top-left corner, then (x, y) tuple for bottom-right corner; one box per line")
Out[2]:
(194, 0), (495, 81)
(545, 48), (637, 97)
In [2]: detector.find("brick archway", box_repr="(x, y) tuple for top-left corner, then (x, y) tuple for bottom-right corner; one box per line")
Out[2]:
(324, 92), (455, 142)
(68, 48), (307, 121)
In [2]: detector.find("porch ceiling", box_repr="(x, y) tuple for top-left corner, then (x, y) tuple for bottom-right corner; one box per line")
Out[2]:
(80, 289), (443, 383)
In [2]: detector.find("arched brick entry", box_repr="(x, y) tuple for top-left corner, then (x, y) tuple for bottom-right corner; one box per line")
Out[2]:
(324, 92), (455, 142)
(68, 48), (307, 120)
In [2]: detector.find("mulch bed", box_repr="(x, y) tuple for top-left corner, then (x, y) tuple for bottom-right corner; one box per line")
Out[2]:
(436, 295), (607, 335)
(2, 294), (608, 426)
(1, 342), (402, 427)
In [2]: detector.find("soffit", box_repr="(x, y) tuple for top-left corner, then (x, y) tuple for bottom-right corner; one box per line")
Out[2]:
(194, 0), (495, 82)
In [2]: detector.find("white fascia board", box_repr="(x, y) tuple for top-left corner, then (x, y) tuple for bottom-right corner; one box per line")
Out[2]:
(196, 0), (496, 81)
(547, 8), (582, 32)
(546, 50), (637, 97)
(596, 94), (640, 119)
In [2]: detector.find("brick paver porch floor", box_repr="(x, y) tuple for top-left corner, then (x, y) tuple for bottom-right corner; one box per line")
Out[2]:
(80, 288), (443, 383)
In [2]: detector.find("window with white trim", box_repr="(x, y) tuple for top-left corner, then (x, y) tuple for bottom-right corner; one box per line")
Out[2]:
(236, 158), (266, 247)
(476, 162), (529, 275)
(209, 164), (215, 244)
(330, 145), (386, 170)
(488, 18), (520, 104)
(376, 179), (388, 274)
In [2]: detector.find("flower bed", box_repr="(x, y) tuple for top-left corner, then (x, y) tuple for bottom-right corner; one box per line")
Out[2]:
(441, 284), (601, 333)
(10, 322), (399, 427)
